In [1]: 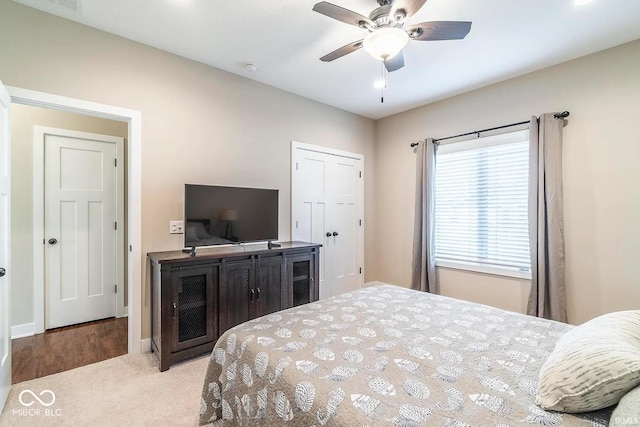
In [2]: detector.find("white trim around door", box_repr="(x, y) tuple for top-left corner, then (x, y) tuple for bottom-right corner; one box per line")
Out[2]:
(7, 86), (143, 354)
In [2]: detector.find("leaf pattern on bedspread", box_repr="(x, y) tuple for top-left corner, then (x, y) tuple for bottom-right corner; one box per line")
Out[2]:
(317, 388), (345, 425)
(198, 285), (612, 426)
(294, 381), (315, 412)
(256, 387), (267, 419)
(242, 363), (253, 387)
(368, 376), (397, 396)
(226, 334), (236, 355)
(269, 357), (292, 384)
(254, 352), (268, 378)
(240, 394), (252, 417)
(274, 390), (293, 421)
(521, 404), (563, 425)
(351, 394), (383, 418)
(398, 404), (432, 423)
(437, 388), (464, 412)
(479, 376), (516, 396)
(295, 360), (320, 376)
(402, 378), (431, 400)
(394, 358), (420, 373)
(257, 337), (276, 347)
(321, 365), (358, 382)
(343, 349), (364, 363)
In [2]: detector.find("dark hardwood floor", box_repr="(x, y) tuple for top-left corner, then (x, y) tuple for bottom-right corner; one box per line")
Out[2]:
(11, 317), (128, 384)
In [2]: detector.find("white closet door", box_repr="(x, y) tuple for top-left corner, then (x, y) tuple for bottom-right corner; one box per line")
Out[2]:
(291, 148), (331, 298)
(291, 142), (364, 299)
(328, 156), (361, 295)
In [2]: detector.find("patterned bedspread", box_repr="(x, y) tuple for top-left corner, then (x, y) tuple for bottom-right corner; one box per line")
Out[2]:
(199, 283), (612, 426)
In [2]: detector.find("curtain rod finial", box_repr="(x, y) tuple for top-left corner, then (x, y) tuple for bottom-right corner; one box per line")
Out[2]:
(554, 111), (570, 119)
(410, 142), (419, 148)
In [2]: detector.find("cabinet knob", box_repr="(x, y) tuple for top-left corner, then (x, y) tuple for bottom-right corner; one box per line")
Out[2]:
(250, 288), (255, 302)
(172, 302), (177, 319)
(332, 231), (339, 237)
(256, 287), (261, 301)
(326, 232), (332, 237)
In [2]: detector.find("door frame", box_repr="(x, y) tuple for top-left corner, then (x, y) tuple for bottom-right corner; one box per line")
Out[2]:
(0, 80), (12, 414)
(34, 126), (126, 329)
(7, 86), (142, 354)
(290, 141), (365, 294)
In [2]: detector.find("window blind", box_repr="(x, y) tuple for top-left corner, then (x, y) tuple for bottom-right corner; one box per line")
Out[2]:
(434, 129), (530, 273)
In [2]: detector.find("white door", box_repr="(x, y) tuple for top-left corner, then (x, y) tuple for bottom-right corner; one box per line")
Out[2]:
(292, 148), (330, 298)
(328, 156), (360, 295)
(45, 131), (120, 329)
(291, 142), (364, 299)
(0, 81), (12, 412)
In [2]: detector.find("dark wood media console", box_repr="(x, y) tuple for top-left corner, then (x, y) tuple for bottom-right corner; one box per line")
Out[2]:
(148, 241), (321, 371)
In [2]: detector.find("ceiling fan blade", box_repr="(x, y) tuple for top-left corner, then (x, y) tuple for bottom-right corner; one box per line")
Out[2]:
(406, 21), (472, 41)
(384, 51), (405, 72)
(391, 0), (428, 19)
(313, 2), (373, 27)
(320, 40), (364, 62)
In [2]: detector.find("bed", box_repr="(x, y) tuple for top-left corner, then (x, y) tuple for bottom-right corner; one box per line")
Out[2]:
(199, 283), (614, 426)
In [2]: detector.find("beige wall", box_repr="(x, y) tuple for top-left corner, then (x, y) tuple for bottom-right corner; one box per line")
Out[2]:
(0, 2), (376, 337)
(9, 104), (128, 327)
(374, 40), (640, 325)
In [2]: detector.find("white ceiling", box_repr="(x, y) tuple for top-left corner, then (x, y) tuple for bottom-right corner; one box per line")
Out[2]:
(14, 0), (640, 119)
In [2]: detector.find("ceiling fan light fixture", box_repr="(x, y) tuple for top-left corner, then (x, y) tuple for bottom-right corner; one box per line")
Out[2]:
(374, 79), (387, 89)
(363, 27), (409, 61)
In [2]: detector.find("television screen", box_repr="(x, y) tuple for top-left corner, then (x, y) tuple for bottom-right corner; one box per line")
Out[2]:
(184, 184), (278, 248)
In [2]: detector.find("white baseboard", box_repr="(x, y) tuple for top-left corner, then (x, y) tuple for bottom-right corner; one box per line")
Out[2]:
(11, 323), (35, 339)
(140, 338), (151, 353)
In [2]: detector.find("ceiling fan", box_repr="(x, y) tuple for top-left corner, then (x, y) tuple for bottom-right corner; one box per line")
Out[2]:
(313, 0), (472, 72)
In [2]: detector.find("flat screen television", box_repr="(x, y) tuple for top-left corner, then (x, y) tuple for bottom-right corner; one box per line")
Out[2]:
(184, 184), (278, 248)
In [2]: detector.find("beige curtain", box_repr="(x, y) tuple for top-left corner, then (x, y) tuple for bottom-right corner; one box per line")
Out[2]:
(411, 139), (437, 293)
(527, 114), (567, 322)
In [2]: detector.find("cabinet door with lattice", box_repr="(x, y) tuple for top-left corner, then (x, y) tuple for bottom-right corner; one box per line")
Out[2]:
(170, 265), (217, 352)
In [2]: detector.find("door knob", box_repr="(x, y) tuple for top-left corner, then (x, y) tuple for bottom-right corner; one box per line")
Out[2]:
(48, 238), (58, 245)
(332, 231), (339, 237)
(0, 268), (5, 277)
(326, 232), (332, 237)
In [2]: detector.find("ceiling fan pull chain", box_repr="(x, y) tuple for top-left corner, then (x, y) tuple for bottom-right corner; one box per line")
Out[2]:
(380, 61), (386, 103)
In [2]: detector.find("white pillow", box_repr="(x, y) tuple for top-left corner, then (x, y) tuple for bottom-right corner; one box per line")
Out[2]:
(536, 310), (640, 413)
(610, 385), (640, 426)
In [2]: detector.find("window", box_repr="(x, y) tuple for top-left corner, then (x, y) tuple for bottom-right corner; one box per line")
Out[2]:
(434, 129), (530, 278)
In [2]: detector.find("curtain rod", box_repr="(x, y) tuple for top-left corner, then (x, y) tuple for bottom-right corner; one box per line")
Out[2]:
(409, 111), (570, 148)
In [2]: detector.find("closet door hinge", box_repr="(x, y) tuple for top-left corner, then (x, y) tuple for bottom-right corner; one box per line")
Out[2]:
(359, 219), (362, 226)
(115, 285), (117, 293)
(359, 171), (362, 178)
(115, 221), (118, 230)
(114, 158), (118, 167)
(359, 267), (362, 274)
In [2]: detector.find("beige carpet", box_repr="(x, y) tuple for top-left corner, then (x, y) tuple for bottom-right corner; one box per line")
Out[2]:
(0, 352), (210, 427)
